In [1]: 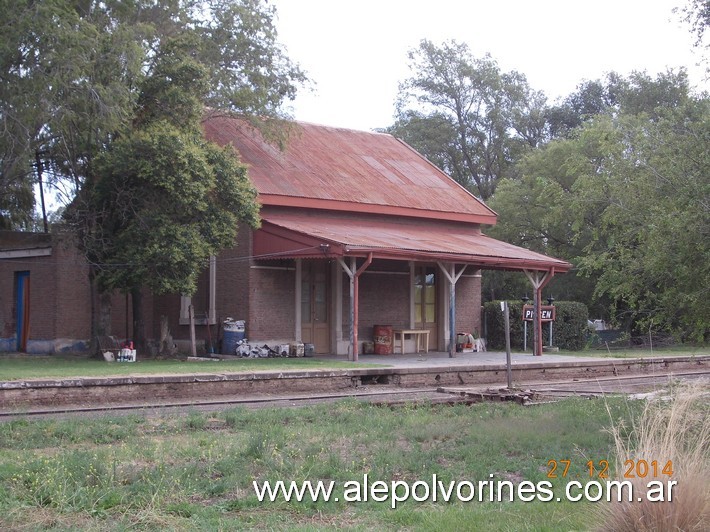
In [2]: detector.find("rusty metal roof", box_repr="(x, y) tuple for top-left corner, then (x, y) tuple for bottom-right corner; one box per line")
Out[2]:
(255, 210), (571, 272)
(203, 115), (497, 225)
(204, 115), (570, 272)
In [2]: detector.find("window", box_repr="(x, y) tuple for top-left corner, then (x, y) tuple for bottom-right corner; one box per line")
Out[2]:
(414, 266), (436, 325)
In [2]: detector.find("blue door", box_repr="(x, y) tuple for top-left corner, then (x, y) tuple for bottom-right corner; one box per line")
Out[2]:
(16, 271), (30, 351)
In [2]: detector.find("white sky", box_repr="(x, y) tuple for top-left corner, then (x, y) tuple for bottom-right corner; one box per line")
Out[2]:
(270, 0), (708, 131)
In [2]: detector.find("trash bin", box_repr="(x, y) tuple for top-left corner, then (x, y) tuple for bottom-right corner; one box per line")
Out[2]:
(373, 325), (393, 355)
(222, 319), (245, 355)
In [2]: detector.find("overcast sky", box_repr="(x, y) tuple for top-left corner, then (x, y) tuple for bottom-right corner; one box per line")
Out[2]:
(270, 0), (707, 131)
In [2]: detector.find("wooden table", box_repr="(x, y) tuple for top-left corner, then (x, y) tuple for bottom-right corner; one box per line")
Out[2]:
(393, 329), (430, 354)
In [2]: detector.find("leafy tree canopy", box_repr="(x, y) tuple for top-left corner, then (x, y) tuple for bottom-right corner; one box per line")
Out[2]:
(488, 72), (709, 341)
(0, 0), (306, 227)
(82, 35), (260, 297)
(385, 39), (547, 200)
(0, 1), (303, 347)
(676, 0), (710, 51)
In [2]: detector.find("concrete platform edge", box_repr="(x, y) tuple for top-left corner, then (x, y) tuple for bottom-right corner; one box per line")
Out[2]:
(1, 355), (706, 390)
(1, 355), (706, 410)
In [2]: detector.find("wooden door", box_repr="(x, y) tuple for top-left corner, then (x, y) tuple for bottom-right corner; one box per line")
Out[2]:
(15, 271), (30, 352)
(414, 266), (437, 349)
(301, 261), (330, 354)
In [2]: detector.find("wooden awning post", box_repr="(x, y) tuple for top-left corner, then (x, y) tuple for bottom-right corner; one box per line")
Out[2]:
(339, 258), (355, 360)
(294, 259), (302, 342)
(437, 262), (467, 358)
(338, 253), (373, 361)
(524, 269), (555, 356)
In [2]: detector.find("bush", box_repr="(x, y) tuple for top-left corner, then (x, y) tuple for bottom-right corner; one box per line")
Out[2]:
(483, 300), (589, 351)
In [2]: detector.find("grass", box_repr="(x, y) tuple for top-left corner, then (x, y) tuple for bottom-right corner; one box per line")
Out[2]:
(594, 382), (710, 530)
(554, 346), (708, 359)
(0, 354), (381, 381)
(1, 346), (706, 382)
(0, 396), (646, 531)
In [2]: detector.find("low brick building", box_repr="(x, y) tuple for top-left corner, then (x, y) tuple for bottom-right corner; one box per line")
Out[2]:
(0, 230), (134, 354)
(0, 117), (570, 357)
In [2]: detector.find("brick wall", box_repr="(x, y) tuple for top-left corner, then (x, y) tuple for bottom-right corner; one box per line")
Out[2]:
(53, 235), (91, 340)
(0, 263), (15, 339)
(248, 264), (295, 341)
(455, 270), (482, 337)
(342, 260), (410, 341)
(0, 231), (96, 352)
(110, 291), (133, 340)
(338, 263), (483, 349)
(151, 291), (179, 340)
(0, 255), (57, 342)
(216, 227), (252, 326)
(1, 229), (485, 355)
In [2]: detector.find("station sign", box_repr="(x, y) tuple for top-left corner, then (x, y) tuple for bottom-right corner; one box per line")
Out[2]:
(522, 305), (556, 322)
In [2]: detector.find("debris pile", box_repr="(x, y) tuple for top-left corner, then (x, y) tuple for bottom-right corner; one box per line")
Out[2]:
(234, 339), (306, 358)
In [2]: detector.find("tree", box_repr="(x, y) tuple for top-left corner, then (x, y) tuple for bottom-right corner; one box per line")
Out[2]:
(544, 78), (618, 138)
(0, 0), (145, 229)
(544, 69), (690, 140)
(1, 0), (306, 229)
(386, 39), (546, 200)
(81, 36), (260, 349)
(576, 101), (710, 341)
(2, 1), (306, 349)
(677, 0), (710, 57)
(487, 114), (620, 313)
(489, 72), (709, 341)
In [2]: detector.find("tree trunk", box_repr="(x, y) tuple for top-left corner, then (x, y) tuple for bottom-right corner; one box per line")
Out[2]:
(98, 292), (112, 337)
(159, 315), (177, 357)
(131, 286), (145, 353)
(89, 266), (112, 358)
(89, 267), (98, 356)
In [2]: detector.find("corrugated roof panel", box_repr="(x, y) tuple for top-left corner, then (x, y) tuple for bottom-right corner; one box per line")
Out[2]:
(359, 155), (408, 188)
(203, 116), (497, 223)
(259, 211), (571, 271)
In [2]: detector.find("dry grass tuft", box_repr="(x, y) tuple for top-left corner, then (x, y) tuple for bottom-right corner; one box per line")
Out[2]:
(595, 381), (710, 531)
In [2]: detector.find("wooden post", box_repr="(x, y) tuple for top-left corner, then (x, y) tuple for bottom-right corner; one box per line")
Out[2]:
(524, 269), (555, 356)
(534, 288), (541, 356)
(503, 300), (513, 388)
(295, 259), (302, 342)
(437, 263), (467, 358)
(348, 257), (355, 360)
(338, 253), (373, 361)
(449, 269), (456, 357)
(189, 305), (196, 357)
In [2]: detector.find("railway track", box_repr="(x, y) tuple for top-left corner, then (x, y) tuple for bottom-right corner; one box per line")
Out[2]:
(513, 368), (709, 394)
(0, 388), (461, 420)
(1, 369), (707, 421)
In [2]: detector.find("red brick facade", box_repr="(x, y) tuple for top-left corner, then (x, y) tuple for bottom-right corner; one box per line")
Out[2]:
(0, 231), (138, 353)
(2, 119), (548, 356)
(0, 227), (485, 356)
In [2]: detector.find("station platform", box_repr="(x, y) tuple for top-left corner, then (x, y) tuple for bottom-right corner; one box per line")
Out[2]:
(1, 351), (706, 414)
(323, 350), (616, 369)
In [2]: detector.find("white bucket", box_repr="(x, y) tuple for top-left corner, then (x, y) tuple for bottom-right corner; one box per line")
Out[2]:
(223, 319), (245, 332)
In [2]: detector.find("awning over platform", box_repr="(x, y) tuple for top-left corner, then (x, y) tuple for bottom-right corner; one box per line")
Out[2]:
(253, 211), (571, 273)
